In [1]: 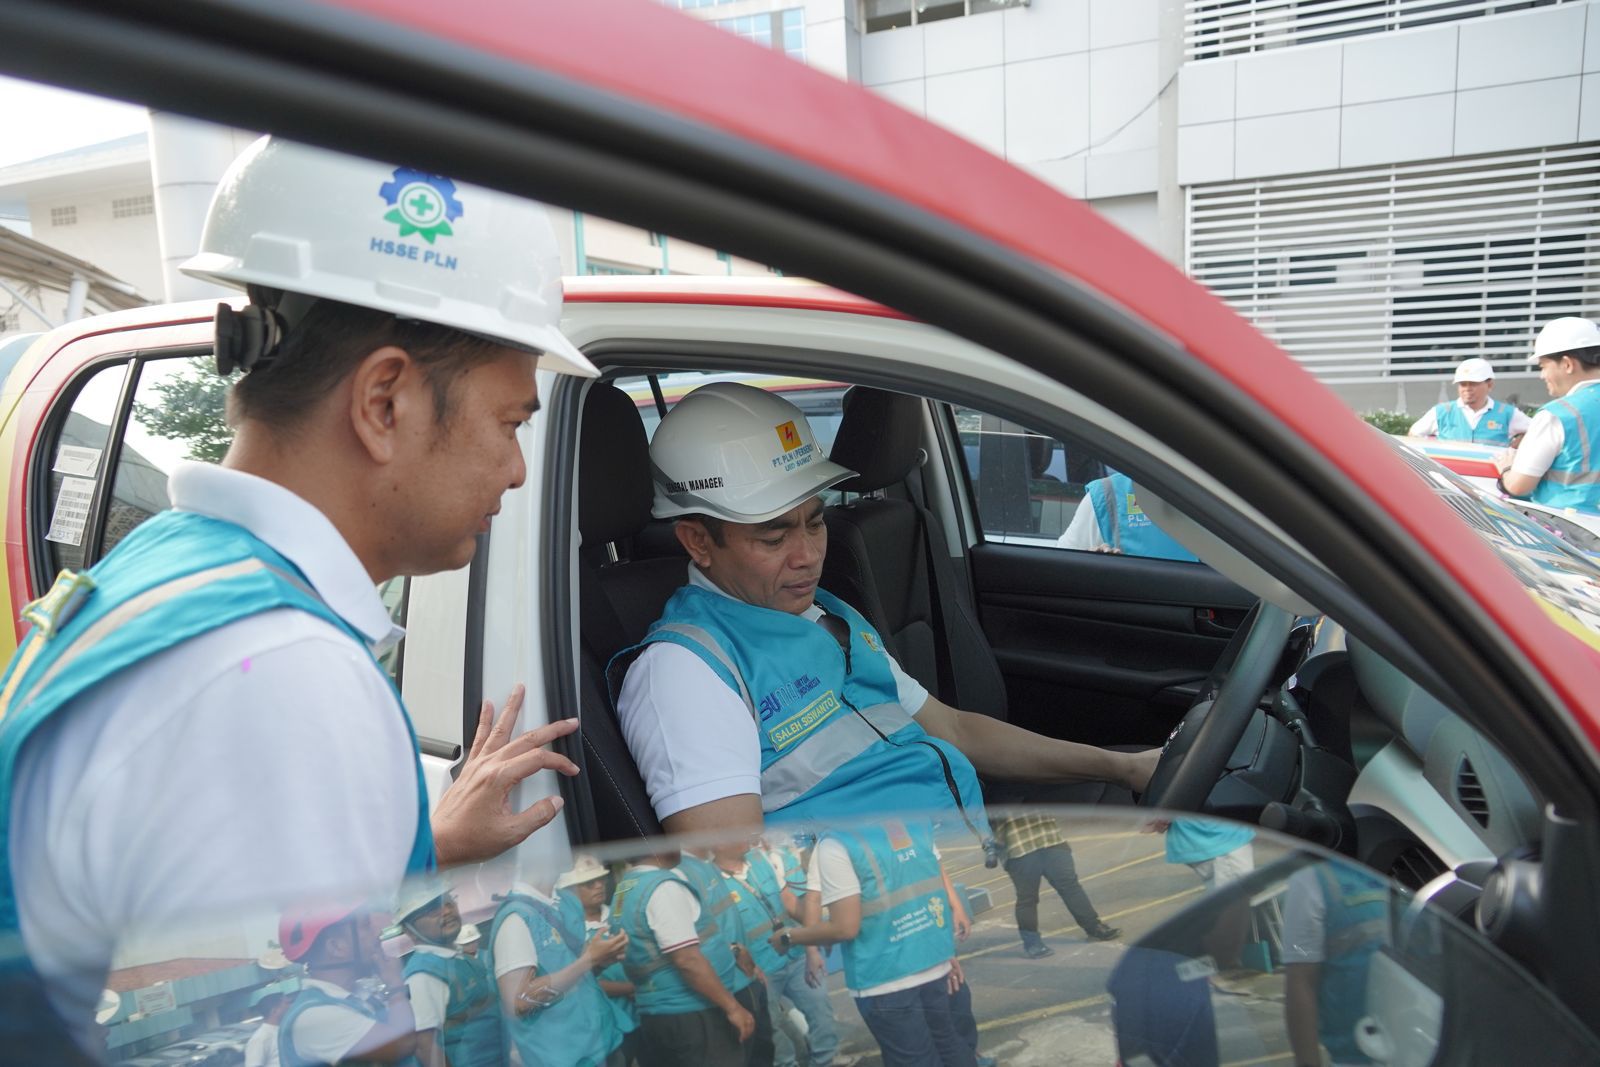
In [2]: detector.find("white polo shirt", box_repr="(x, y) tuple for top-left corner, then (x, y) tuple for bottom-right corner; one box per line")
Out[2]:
(405, 943), (462, 1032)
(283, 978), (381, 1063)
(617, 565), (929, 820)
(805, 841), (950, 998)
(10, 463), (419, 1047)
(1408, 398), (1532, 439)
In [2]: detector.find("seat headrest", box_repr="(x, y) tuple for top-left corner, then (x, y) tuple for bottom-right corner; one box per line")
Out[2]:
(579, 383), (655, 546)
(828, 386), (924, 493)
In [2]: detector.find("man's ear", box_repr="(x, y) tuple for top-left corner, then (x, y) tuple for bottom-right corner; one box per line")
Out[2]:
(348, 345), (423, 463)
(675, 519), (713, 568)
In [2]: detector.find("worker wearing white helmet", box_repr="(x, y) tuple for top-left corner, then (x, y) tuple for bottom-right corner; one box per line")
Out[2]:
(1, 137), (589, 1042)
(1495, 317), (1600, 512)
(397, 880), (504, 1067)
(1407, 357), (1530, 446)
(612, 382), (1157, 845)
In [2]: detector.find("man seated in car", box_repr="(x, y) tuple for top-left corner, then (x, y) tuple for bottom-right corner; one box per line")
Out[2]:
(610, 382), (1157, 839)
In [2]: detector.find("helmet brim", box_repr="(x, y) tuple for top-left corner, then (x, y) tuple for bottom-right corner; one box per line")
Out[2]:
(653, 456), (858, 524)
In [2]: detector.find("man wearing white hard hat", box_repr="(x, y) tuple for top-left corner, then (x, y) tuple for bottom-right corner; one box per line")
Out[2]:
(556, 856), (641, 1062)
(611, 383), (1157, 845)
(1494, 317), (1600, 512)
(1407, 358), (1530, 446)
(397, 880), (504, 1067)
(0, 137), (591, 1047)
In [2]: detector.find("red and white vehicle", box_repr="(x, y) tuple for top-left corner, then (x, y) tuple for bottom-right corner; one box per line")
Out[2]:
(4, 1), (1600, 1063)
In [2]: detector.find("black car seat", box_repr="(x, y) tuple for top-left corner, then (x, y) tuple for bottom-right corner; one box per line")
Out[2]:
(574, 381), (688, 841)
(822, 386), (1009, 719)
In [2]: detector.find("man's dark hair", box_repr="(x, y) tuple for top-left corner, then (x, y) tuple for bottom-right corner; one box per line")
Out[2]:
(1560, 345), (1600, 368)
(228, 298), (510, 429)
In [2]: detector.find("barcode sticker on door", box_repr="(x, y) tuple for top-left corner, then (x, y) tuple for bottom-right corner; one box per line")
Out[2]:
(45, 477), (96, 546)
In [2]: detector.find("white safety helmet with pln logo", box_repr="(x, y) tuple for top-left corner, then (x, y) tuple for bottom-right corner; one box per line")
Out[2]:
(1453, 358), (1495, 383)
(650, 382), (858, 524)
(1532, 317), (1600, 362)
(179, 136), (597, 378)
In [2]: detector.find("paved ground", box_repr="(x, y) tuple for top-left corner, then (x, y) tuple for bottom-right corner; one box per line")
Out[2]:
(800, 831), (1295, 1067)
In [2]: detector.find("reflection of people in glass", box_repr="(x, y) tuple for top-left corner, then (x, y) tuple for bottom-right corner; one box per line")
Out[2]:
(1150, 819), (1256, 991)
(1057, 470), (1198, 561)
(1282, 864), (1389, 1067)
(397, 882), (504, 1067)
(611, 848), (756, 1067)
(245, 978), (300, 1067)
(276, 904), (419, 1066)
(484, 872), (627, 1067)
(676, 849), (776, 1065)
(991, 813), (1118, 958)
(781, 821), (982, 1067)
(556, 856), (641, 1064)
(712, 839), (842, 1067)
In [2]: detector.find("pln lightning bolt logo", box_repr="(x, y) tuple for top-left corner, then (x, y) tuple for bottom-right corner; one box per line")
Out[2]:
(378, 167), (464, 244)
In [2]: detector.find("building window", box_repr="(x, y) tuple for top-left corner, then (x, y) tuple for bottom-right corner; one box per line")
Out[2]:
(1187, 143), (1600, 383)
(585, 261), (653, 276)
(1186, 0), (1573, 60)
(50, 206), (77, 227)
(0, 308), (19, 332)
(862, 0), (1021, 33)
(710, 9), (807, 58)
(111, 195), (154, 219)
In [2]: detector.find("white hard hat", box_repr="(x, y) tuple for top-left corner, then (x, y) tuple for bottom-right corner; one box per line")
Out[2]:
(1533, 317), (1600, 361)
(180, 137), (597, 378)
(650, 382), (857, 524)
(555, 854), (608, 890)
(395, 877), (452, 924)
(454, 923), (482, 947)
(1453, 358), (1495, 383)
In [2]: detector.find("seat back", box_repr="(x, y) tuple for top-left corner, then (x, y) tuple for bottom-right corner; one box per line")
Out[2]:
(823, 387), (1009, 719)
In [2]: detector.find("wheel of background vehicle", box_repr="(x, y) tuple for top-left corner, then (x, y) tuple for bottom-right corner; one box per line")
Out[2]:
(1139, 602), (1294, 812)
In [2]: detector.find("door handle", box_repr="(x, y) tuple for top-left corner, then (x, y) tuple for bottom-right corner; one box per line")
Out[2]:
(1194, 608), (1236, 638)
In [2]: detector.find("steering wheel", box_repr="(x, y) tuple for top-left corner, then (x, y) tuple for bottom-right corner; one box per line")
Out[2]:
(1140, 601), (1294, 812)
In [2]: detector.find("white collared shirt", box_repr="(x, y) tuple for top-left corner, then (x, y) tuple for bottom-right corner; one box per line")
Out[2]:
(617, 564), (930, 821)
(1408, 397), (1532, 438)
(285, 978), (380, 1063)
(405, 942), (464, 1032)
(491, 881), (561, 979)
(12, 463), (419, 1047)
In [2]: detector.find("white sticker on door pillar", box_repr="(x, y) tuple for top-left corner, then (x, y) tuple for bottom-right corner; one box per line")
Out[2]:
(45, 477), (97, 546)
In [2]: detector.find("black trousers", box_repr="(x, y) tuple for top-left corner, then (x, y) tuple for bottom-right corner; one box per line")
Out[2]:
(1004, 842), (1102, 933)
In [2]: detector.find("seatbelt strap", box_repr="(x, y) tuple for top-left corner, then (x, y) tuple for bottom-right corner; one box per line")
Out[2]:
(906, 464), (973, 711)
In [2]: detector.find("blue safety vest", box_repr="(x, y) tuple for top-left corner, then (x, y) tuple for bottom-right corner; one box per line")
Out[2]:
(719, 851), (794, 976)
(558, 891), (640, 1037)
(1311, 865), (1389, 1064)
(402, 948), (505, 1067)
(279, 984), (422, 1067)
(676, 854), (753, 994)
(1432, 399), (1517, 446)
(613, 866), (733, 1016)
(1089, 473), (1198, 562)
(830, 821), (956, 993)
(1529, 386), (1600, 512)
(483, 891), (620, 1067)
(610, 586), (988, 837)
(0, 510), (434, 1012)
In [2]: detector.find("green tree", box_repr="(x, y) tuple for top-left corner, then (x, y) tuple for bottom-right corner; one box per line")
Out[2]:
(1361, 409), (1414, 435)
(133, 363), (235, 463)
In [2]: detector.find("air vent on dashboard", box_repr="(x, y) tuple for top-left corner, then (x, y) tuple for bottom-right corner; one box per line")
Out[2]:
(1390, 845), (1447, 892)
(1456, 756), (1491, 829)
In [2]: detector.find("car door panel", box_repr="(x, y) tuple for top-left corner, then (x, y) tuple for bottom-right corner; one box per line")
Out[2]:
(970, 542), (1255, 746)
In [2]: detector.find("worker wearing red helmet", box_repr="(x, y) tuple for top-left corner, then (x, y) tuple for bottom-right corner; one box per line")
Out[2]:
(277, 902), (419, 1066)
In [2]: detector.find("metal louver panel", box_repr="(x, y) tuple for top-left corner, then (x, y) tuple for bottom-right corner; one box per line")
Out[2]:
(1186, 144), (1600, 384)
(1456, 756), (1492, 828)
(1184, 0), (1578, 60)
(1390, 843), (1448, 891)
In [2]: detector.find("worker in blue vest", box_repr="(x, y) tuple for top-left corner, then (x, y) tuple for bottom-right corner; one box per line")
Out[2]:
(611, 383), (1157, 847)
(1495, 317), (1600, 513)
(0, 138), (594, 1045)
(278, 902), (420, 1067)
(1407, 358), (1529, 446)
(1282, 861), (1390, 1067)
(678, 849), (776, 1065)
(397, 881), (504, 1067)
(484, 872), (627, 1067)
(777, 820), (974, 1067)
(711, 839), (843, 1067)
(556, 856), (641, 1064)
(612, 848), (757, 1067)
(1057, 469), (1199, 561)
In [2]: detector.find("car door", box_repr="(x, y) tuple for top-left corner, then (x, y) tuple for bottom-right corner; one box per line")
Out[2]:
(949, 405), (1257, 747)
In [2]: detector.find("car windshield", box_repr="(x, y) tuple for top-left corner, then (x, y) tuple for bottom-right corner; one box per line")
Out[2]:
(23, 808), (1597, 1066)
(1383, 435), (1600, 641)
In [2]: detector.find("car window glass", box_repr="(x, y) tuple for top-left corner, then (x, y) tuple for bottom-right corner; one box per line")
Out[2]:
(953, 405), (1199, 563)
(32, 809), (1598, 1067)
(43, 362), (128, 577)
